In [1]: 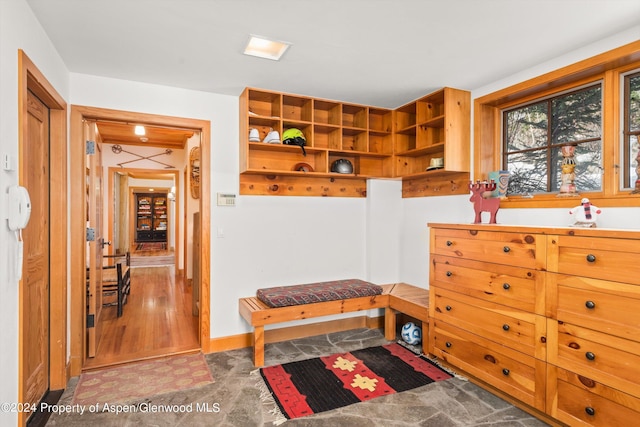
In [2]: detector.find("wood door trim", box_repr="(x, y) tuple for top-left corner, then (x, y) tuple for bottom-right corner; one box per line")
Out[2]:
(17, 50), (68, 426)
(70, 106), (211, 376)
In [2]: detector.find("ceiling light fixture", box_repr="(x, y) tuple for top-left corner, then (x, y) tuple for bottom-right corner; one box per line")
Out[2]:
(243, 35), (291, 61)
(134, 125), (146, 136)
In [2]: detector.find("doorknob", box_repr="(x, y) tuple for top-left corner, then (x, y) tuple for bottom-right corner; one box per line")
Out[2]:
(101, 240), (112, 247)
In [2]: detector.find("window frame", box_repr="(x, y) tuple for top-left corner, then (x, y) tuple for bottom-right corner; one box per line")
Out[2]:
(474, 40), (640, 208)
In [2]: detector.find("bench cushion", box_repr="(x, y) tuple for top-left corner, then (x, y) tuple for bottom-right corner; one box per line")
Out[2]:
(256, 279), (383, 308)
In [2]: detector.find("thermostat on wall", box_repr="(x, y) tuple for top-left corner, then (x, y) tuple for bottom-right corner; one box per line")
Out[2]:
(217, 193), (236, 206)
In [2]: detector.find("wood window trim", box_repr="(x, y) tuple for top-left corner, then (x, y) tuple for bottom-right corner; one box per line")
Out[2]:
(474, 40), (640, 208)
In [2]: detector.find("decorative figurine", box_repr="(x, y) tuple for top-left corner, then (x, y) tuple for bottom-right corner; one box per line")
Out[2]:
(558, 144), (579, 197)
(488, 170), (510, 199)
(569, 197), (601, 227)
(469, 180), (500, 224)
(632, 149), (640, 194)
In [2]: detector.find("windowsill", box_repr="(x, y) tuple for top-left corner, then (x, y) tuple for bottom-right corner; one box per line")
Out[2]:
(500, 193), (640, 208)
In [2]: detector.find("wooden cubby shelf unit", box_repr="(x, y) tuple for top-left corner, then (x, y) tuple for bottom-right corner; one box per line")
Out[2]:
(394, 87), (471, 197)
(240, 86), (469, 197)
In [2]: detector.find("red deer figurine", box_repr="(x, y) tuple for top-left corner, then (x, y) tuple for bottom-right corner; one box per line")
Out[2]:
(469, 180), (500, 224)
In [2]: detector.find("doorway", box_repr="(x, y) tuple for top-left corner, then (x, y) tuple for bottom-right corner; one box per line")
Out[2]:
(17, 51), (68, 427)
(69, 106), (211, 376)
(106, 167), (180, 267)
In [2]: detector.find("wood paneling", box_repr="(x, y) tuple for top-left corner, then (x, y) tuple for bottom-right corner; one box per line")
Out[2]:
(96, 120), (194, 149)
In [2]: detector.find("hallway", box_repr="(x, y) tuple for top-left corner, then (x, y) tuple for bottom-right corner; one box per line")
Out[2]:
(83, 251), (199, 370)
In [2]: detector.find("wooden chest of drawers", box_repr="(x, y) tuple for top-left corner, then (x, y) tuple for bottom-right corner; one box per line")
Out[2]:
(547, 233), (640, 425)
(429, 223), (640, 426)
(429, 225), (548, 411)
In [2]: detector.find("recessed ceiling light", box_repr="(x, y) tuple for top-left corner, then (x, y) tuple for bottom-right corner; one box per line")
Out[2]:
(134, 125), (146, 136)
(243, 35), (291, 61)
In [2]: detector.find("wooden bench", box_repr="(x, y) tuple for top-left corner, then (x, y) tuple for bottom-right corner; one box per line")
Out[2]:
(239, 282), (428, 366)
(384, 282), (430, 354)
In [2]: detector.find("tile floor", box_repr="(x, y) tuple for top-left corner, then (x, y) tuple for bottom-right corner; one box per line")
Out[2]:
(46, 328), (549, 426)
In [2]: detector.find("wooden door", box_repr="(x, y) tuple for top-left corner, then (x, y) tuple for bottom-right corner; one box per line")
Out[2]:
(22, 90), (50, 413)
(85, 120), (104, 357)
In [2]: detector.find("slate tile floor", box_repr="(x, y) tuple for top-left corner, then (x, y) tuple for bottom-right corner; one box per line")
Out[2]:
(47, 328), (549, 426)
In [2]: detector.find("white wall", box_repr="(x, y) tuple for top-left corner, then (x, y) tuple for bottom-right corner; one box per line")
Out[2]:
(398, 25), (640, 286)
(68, 73), (401, 338)
(0, 0), (70, 423)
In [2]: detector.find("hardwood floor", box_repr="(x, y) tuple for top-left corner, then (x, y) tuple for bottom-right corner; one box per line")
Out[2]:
(84, 251), (199, 370)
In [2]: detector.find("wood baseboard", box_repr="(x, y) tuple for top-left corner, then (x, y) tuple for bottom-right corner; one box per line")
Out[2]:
(209, 315), (385, 353)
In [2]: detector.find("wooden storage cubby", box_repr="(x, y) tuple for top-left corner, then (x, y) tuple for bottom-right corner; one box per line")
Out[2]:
(394, 87), (471, 198)
(240, 87), (394, 197)
(240, 86), (469, 197)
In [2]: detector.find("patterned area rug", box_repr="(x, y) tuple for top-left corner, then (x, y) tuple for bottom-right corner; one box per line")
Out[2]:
(257, 343), (452, 423)
(73, 353), (213, 406)
(136, 242), (167, 251)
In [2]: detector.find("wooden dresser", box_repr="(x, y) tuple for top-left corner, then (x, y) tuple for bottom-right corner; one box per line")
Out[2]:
(428, 223), (640, 426)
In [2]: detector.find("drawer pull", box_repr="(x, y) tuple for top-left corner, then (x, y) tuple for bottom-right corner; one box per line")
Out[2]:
(503, 246), (511, 253)
(445, 305), (452, 311)
(585, 407), (595, 416)
(585, 351), (596, 361)
(446, 271), (453, 277)
(585, 300), (596, 309)
(446, 240), (453, 246)
(502, 368), (510, 376)
(502, 283), (511, 290)
(502, 324), (510, 331)
(586, 254), (596, 263)
(445, 342), (452, 348)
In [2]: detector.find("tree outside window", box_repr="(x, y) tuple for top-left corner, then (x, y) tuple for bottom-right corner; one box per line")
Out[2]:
(624, 72), (640, 190)
(502, 85), (602, 196)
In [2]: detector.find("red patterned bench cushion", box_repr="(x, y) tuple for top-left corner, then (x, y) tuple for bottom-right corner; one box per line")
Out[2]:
(256, 279), (383, 308)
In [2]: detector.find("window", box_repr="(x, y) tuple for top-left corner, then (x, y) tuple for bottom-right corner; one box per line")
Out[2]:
(474, 41), (640, 208)
(503, 85), (602, 195)
(623, 71), (640, 190)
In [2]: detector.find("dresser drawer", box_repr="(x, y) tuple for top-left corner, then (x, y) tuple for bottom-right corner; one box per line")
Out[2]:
(431, 228), (544, 269)
(548, 366), (640, 426)
(549, 321), (640, 400)
(431, 320), (544, 410)
(549, 235), (640, 285)
(431, 255), (544, 315)
(431, 287), (546, 359)
(549, 274), (640, 342)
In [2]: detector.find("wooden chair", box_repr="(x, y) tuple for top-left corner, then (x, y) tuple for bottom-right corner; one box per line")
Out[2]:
(102, 252), (131, 317)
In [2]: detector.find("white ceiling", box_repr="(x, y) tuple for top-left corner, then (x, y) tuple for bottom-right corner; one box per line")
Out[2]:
(26, 0), (640, 109)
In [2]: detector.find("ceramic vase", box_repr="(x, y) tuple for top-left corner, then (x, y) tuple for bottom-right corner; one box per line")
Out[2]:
(488, 170), (510, 199)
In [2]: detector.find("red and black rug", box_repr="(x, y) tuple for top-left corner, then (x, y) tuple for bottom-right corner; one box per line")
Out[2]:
(258, 343), (452, 422)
